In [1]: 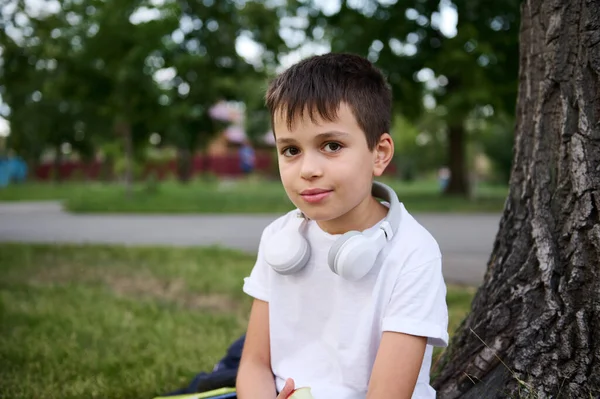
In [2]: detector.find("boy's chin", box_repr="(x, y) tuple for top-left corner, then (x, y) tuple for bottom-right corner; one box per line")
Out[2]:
(297, 208), (339, 222)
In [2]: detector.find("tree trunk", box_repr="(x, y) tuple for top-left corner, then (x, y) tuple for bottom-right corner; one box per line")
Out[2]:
(201, 149), (212, 180)
(432, 1), (600, 398)
(176, 147), (193, 183)
(25, 155), (38, 183)
(53, 144), (62, 183)
(443, 124), (470, 196)
(117, 122), (133, 198)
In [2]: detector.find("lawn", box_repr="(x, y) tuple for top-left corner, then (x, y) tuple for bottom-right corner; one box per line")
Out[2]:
(0, 177), (508, 214)
(0, 243), (475, 399)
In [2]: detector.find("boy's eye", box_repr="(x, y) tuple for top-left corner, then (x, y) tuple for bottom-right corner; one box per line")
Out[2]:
(282, 147), (300, 157)
(323, 142), (343, 153)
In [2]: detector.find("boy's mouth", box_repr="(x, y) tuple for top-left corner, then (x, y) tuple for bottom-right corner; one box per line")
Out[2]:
(300, 188), (333, 203)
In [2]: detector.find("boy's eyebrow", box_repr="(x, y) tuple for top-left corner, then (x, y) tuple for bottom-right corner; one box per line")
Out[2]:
(275, 131), (350, 146)
(315, 131), (351, 140)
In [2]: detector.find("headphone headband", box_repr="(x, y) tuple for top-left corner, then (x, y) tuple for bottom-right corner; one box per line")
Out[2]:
(371, 180), (401, 240)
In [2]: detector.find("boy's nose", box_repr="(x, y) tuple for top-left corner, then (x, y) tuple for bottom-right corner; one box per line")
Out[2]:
(300, 154), (323, 180)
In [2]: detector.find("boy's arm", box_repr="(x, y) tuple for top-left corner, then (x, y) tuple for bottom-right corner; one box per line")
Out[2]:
(236, 298), (278, 399)
(366, 332), (427, 399)
(367, 255), (448, 399)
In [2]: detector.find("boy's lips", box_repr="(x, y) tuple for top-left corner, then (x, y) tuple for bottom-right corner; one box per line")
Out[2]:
(300, 188), (333, 203)
(300, 188), (331, 195)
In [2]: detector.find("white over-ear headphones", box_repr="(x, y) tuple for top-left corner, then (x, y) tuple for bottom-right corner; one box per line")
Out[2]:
(263, 181), (402, 281)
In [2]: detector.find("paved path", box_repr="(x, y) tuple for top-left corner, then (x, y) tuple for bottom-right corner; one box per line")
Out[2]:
(0, 201), (502, 286)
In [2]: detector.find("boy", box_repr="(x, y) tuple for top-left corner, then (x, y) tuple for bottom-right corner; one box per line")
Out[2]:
(236, 53), (449, 399)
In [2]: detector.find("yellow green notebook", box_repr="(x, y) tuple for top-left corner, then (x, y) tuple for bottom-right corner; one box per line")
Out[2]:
(153, 387), (236, 399)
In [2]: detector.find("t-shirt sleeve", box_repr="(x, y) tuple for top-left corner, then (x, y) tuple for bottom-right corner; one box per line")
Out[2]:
(381, 257), (449, 347)
(242, 224), (272, 302)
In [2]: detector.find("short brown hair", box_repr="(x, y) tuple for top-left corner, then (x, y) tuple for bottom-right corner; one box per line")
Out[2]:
(265, 53), (392, 150)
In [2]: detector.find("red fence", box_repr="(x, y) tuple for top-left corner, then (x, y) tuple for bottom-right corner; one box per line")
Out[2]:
(35, 160), (105, 180)
(34, 153), (276, 181)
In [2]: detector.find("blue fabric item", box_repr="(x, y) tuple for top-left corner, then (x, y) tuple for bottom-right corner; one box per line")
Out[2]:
(0, 157), (28, 187)
(239, 146), (255, 173)
(206, 393), (237, 399)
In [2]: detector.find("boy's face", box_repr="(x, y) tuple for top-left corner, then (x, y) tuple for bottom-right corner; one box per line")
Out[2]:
(273, 102), (394, 233)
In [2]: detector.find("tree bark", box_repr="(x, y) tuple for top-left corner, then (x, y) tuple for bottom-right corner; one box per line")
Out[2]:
(444, 123), (470, 196)
(176, 147), (193, 183)
(53, 144), (62, 183)
(432, 1), (600, 398)
(201, 149), (212, 180)
(117, 122), (133, 198)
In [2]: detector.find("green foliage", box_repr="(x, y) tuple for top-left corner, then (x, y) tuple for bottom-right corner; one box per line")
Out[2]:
(0, 0), (285, 177)
(0, 0), (521, 190)
(113, 154), (144, 181)
(298, 0), (520, 193)
(238, 78), (272, 144)
(479, 113), (515, 184)
(391, 112), (447, 180)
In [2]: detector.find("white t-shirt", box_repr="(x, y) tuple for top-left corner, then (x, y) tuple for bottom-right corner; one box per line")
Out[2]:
(243, 203), (449, 399)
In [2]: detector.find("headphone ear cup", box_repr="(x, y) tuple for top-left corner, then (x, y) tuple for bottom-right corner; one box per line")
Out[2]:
(328, 231), (386, 281)
(328, 231), (361, 275)
(264, 227), (311, 275)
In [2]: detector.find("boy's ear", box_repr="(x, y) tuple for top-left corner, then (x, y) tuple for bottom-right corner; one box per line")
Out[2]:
(373, 133), (394, 177)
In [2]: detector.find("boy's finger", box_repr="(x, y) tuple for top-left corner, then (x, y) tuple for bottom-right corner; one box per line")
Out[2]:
(281, 378), (295, 397)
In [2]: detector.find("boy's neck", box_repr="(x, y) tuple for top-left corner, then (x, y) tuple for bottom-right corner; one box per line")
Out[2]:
(316, 195), (389, 235)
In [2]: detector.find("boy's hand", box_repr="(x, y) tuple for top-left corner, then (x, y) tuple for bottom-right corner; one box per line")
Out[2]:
(276, 378), (295, 398)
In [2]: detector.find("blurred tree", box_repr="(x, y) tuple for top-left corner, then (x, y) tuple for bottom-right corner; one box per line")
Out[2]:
(299, 0), (520, 196)
(0, 30), (49, 169)
(0, 0), (285, 186)
(0, 3), (102, 179)
(137, 0), (285, 182)
(0, 0), (163, 190)
(78, 0), (175, 194)
(391, 112), (446, 181)
(239, 76), (272, 144)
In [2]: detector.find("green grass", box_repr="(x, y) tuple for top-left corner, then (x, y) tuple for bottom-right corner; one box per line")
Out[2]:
(0, 243), (475, 399)
(0, 181), (93, 202)
(0, 244), (255, 399)
(0, 177), (508, 214)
